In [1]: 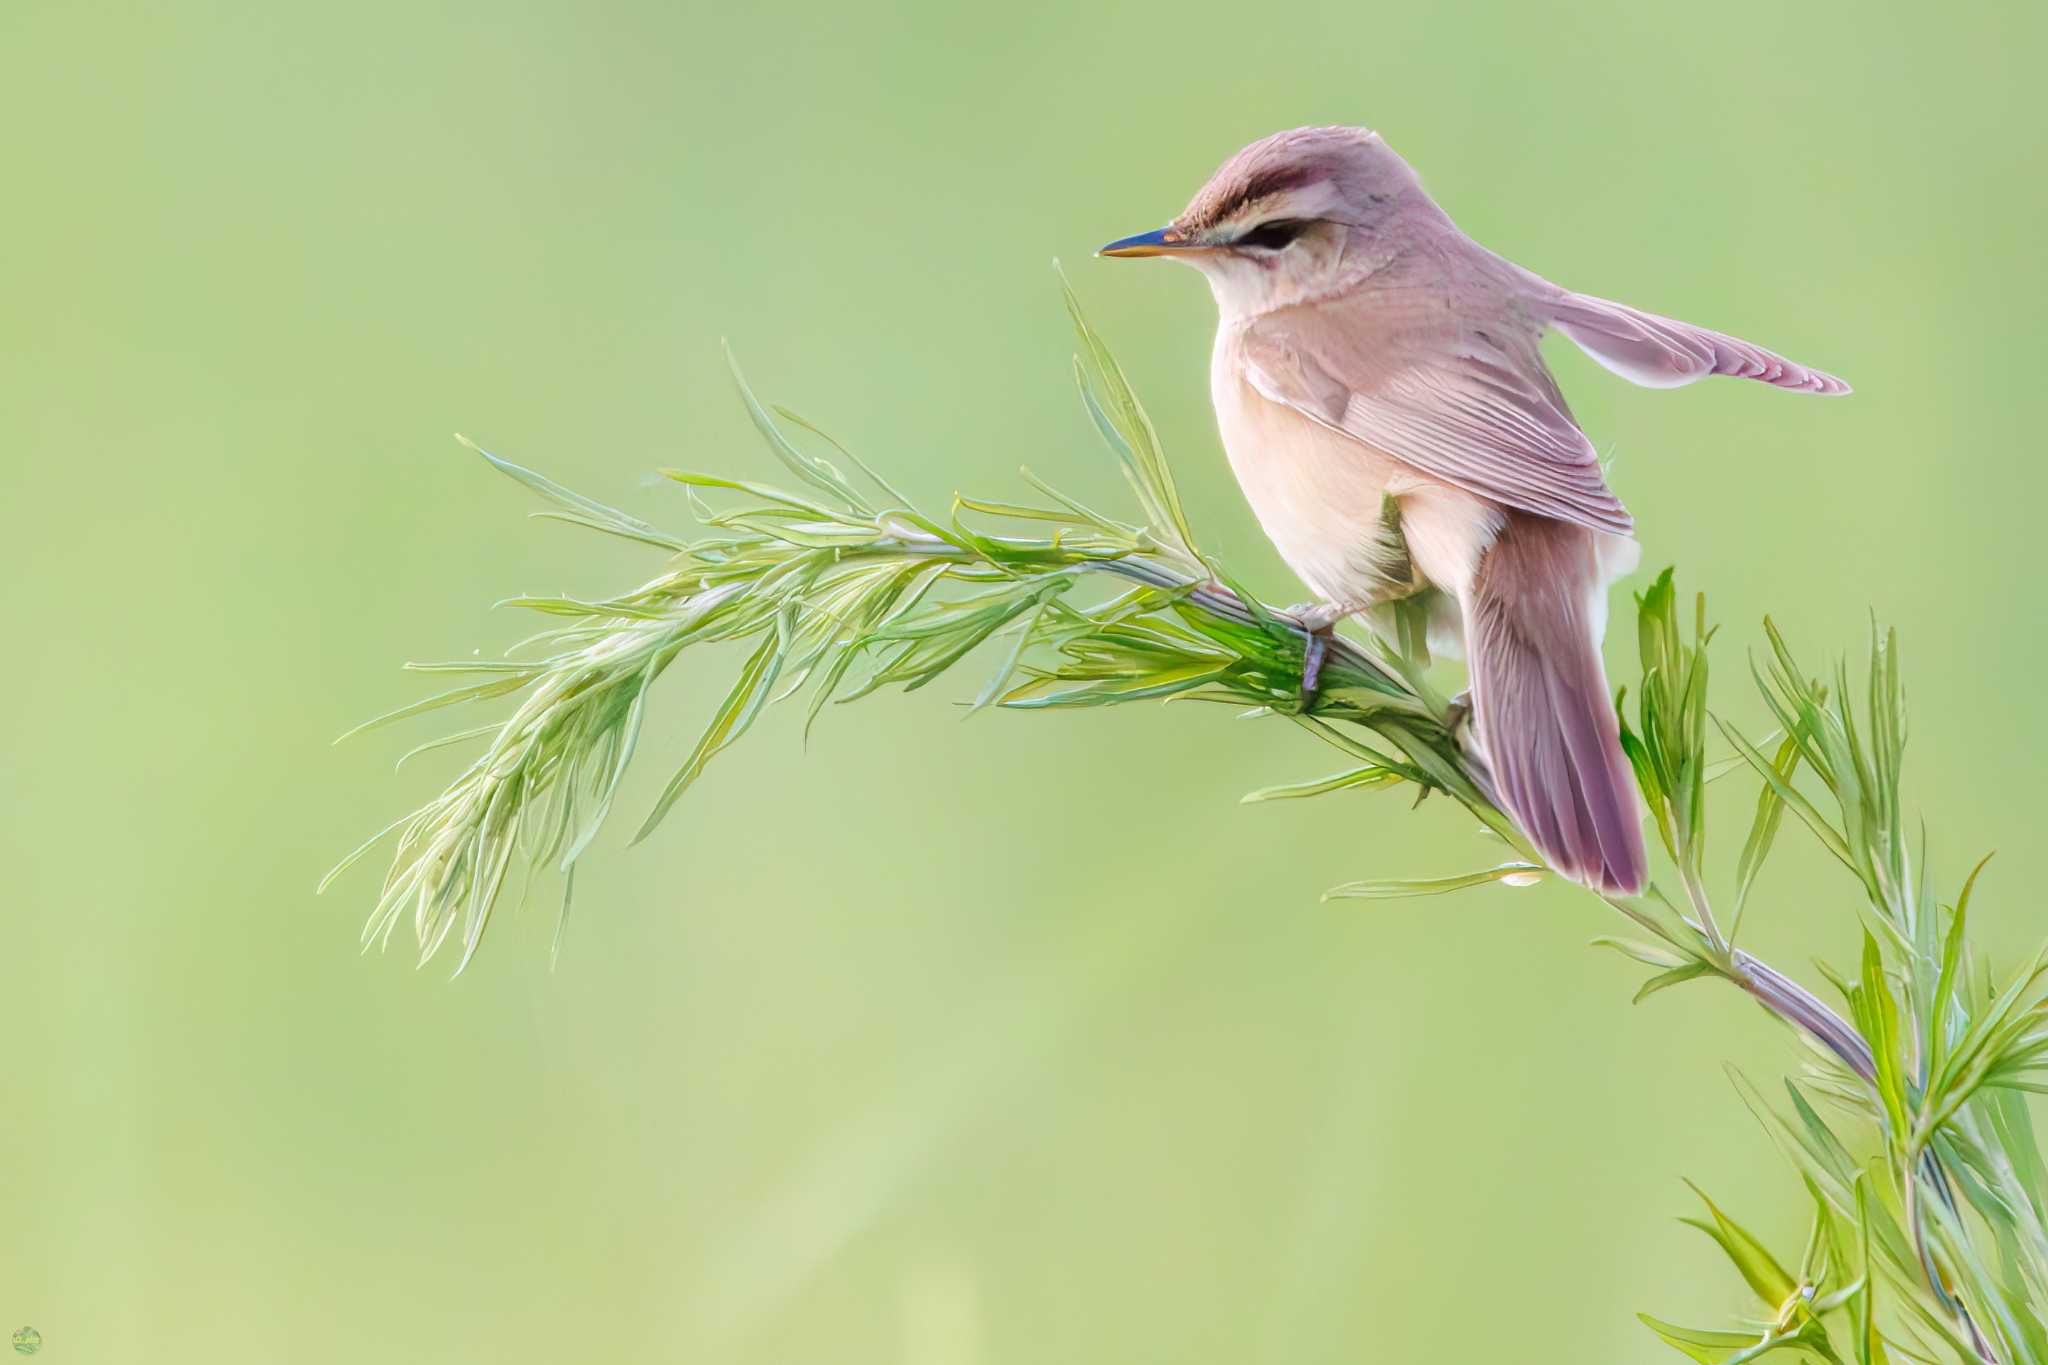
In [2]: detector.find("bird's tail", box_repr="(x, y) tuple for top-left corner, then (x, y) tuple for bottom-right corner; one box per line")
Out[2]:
(1463, 513), (1647, 894)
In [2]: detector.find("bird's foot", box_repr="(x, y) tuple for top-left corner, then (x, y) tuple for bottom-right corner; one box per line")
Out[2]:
(1443, 688), (1473, 738)
(1283, 602), (1350, 706)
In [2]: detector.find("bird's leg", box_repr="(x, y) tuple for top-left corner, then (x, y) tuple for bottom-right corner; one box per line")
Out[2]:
(1301, 631), (1329, 701)
(1276, 495), (1433, 704)
(1283, 601), (1353, 704)
(1443, 688), (1473, 737)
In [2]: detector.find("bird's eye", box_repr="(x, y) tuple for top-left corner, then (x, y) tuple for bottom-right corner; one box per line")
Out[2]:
(1236, 218), (1309, 250)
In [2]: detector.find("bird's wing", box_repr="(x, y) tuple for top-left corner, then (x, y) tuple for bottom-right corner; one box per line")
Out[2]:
(1239, 296), (1633, 537)
(1542, 291), (1850, 395)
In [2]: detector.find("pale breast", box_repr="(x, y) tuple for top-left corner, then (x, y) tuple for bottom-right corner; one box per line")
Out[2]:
(1209, 326), (1501, 607)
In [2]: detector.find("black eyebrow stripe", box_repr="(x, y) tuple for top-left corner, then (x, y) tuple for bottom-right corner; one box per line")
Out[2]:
(1225, 166), (1319, 215)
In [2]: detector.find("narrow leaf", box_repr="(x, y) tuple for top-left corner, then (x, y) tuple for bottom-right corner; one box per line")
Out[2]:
(1322, 862), (1543, 902)
(1684, 1180), (1799, 1307)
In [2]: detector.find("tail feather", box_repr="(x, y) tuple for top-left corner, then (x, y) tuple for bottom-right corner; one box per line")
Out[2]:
(1465, 514), (1646, 894)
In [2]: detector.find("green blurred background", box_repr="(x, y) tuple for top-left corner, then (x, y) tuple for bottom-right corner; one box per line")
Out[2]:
(3, 1), (2042, 1359)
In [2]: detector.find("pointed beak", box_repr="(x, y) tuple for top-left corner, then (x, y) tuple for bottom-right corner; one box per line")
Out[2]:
(1096, 226), (1207, 258)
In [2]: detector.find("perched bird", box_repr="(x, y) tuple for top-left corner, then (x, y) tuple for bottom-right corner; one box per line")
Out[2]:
(1099, 125), (1846, 894)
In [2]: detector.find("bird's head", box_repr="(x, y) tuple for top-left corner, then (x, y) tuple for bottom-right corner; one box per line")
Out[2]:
(1098, 125), (1429, 317)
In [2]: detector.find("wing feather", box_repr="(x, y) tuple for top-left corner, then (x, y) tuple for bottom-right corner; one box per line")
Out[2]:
(1546, 291), (1851, 395)
(1239, 298), (1634, 537)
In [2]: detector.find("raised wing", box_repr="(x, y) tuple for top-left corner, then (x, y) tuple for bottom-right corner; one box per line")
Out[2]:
(1545, 292), (1850, 395)
(1239, 299), (1633, 537)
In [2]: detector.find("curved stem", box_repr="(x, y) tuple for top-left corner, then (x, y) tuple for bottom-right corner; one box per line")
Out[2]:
(1087, 557), (1397, 685)
(1730, 956), (1990, 1359)
(1731, 949), (1873, 1081)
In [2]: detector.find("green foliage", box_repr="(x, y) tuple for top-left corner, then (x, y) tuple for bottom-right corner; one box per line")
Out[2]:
(328, 291), (2046, 1361)
(325, 291), (1504, 973)
(1629, 582), (2048, 1362)
(1619, 570), (1717, 886)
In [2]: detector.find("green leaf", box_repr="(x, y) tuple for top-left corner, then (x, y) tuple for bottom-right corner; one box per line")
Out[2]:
(1849, 1178), (1889, 1365)
(1683, 1180), (1799, 1308)
(1624, 568), (1718, 871)
(1729, 730), (1801, 946)
(659, 469), (854, 523)
(559, 651), (659, 869)
(631, 611), (788, 843)
(464, 438), (688, 550)
(1636, 960), (1715, 1003)
(1016, 466), (1139, 539)
(1059, 269), (1202, 568)
(333, 673), (537, 743)
(317, 810), (414, 896)
(968, 594), (1056, 715)
(1852, 932), (1911, 1142)
(723, 345), (872, 513)
(1240, 766), (1404, 803)
(1321, 862), (1542, 901)
(1637, 1315), (1823, 1365)
(1590, 936), (1697, 970)
(1638, 1315), (1771, 1364)
(1927, 852), (1993, 1073)
(1000, 661), (1232, 709)
(1925, 943), (2048, 1126)
(952, 494), (1084, 525)
(1982, 1082), (2048, 1230)
(1705, 730), (1784, 783)
(1713, 715), (1857, 877)
(770, 403), (918, 512)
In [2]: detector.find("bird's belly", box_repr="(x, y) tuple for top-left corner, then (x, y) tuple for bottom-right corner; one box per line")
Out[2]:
(1210, 367), (1499, 606)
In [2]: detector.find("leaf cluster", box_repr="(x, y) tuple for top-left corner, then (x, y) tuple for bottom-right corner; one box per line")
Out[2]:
(327, 287), (2045, 1360)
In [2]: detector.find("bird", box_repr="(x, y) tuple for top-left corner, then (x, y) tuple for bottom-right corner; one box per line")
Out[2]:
(1098, 125), (1846, 895)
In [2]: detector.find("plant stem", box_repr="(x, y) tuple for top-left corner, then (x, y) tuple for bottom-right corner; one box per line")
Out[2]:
(863, 532), (1403, 690)
(1100, 551), (1897, 1108)
(1730, 949), (1873, 1081)
(1086, 558), (1383, 670)
(1731, 956), (1990, 1359)
(1679, 863), (1728, 956)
